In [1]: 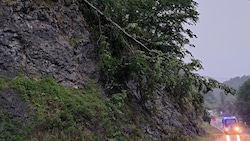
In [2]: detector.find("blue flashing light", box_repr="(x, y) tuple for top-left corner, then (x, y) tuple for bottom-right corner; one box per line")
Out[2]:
(222, 116), (236, 120)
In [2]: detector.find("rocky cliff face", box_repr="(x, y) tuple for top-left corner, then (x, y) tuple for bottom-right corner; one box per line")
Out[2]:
(127, 81), (205, 139)
(0, 0), (204, 140)
(0, 0), (98, 88)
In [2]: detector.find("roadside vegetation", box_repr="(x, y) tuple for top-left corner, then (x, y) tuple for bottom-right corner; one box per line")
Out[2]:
(0, 0), (237, 140)
(236, 78), (250, 125)
(194, 123), (223, 141)
(0, 76), (213, 141)
(0, 76), (147, 141)
(204, 76), (250, 117)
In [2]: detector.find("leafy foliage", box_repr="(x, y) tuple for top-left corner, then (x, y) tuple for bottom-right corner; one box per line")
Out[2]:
(79, 2), (236, 128)
(0, 0), (237, 139)
(203, 75), (250, 116)
(236, 78), (250, 124)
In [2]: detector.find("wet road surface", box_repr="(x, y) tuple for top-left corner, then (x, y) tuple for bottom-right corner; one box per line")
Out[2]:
(214, 134), (250, 141)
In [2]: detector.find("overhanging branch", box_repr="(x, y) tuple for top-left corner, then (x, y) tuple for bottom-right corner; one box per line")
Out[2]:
(81, 0), (151, 52)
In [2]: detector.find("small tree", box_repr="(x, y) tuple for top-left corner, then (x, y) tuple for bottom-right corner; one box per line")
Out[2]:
(236, 78), (250, 124)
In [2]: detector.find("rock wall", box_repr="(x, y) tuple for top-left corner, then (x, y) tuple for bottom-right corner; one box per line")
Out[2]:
(126, 80), (205, 139)
(0, 0), (204, 140)
(0, 0), (99, 88)
(0, 88), (29, 121)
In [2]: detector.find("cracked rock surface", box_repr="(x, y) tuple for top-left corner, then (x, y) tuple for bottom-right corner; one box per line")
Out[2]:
(0, 0), (99, 88)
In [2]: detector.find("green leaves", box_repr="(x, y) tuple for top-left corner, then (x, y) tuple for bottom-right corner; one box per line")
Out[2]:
(236, 78), (250, 124)
(82, 0), (234, 105)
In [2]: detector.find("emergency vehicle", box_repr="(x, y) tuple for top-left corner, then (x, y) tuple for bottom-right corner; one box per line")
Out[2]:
(222, 116), (242, 134)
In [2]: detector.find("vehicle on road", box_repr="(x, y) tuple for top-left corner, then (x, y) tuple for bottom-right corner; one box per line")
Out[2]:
(222, 116), (242, 134)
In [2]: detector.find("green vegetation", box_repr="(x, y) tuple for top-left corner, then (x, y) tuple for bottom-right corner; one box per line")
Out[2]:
(204, 75), (250, 116)
(83, 0), (200, 96)
(82, 0), (235, 102)
(0, 0), (237, 140)
(193, 123), (223, 141)
(0, 76), (147, 141)
(80, 1), (236, 139)
(236, 78), (250, 125)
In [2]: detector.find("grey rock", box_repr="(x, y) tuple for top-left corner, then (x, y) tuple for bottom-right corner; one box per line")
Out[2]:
(0, 88), (29, 121)
(0, 0), (99, 88)
(127, 80), (205, 139)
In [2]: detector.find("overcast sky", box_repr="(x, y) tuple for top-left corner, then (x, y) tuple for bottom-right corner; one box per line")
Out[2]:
(187, 0), (250, 82)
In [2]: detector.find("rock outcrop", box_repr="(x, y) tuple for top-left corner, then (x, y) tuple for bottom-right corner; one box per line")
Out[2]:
(0, 0), (98, 88)
(0, 0), (205, 140)
(0, 88), (29, 121)
(127, 80), (205, 139)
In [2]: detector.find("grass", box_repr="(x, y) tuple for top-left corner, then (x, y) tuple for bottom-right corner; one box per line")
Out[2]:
(193, 123), (223, 141)
(0, 76), (107, 140)
(0, 76), (145, 141)
(0, 76), (225, 140)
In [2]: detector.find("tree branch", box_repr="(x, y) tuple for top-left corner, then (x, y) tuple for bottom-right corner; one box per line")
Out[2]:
(81, 0), (151, 52)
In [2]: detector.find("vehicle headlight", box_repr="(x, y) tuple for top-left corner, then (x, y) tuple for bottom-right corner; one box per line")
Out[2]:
(234, 126), (240, 131)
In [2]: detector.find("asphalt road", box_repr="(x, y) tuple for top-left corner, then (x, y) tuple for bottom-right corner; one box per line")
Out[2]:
(212, 118), (250, 141)
(214, 134), (250, 141)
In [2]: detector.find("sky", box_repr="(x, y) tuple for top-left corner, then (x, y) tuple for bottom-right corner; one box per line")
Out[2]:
(187, 0), (250, 82)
